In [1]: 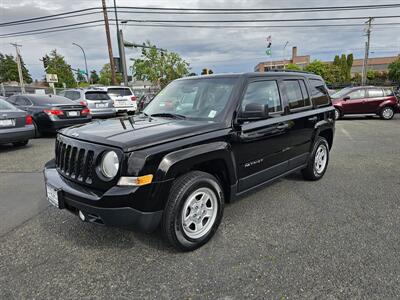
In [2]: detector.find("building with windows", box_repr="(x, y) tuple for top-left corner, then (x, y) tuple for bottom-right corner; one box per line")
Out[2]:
(254, 47), (400, 75)
(254, 47), (310, 72)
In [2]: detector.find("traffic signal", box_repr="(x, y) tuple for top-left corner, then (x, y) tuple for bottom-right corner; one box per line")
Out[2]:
(42, 56), (49, 69)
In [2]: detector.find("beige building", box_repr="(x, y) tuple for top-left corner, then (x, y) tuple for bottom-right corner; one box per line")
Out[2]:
(254, 47), (310, 72)
(254, 47), (400, 75)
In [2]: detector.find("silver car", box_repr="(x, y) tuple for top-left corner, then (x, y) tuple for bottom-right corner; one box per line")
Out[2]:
(60, 89), (116, 118)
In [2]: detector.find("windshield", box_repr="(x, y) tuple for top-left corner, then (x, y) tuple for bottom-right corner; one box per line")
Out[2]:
(0, 99), (15, 110)
(107, 88), (132, 96)
(143, 77), (237, 120)
(331, 88), (352, 99)
(85, 92), (110, 101)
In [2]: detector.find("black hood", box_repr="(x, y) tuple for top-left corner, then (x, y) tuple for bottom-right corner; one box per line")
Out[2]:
(60, 115), (225, 152)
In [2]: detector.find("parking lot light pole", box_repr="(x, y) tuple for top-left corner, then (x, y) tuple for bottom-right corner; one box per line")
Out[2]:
(72, 43), (89, 83)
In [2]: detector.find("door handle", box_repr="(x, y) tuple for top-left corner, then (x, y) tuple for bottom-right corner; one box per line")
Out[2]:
(308, 116), (318, 122)
(276, 123), (289, 130)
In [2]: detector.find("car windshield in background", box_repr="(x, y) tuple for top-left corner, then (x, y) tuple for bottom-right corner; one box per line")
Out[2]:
(107, 88), (132, 96)
(0, 99), (16, 110)
(143, 78), (238, 120)
(331, 88), (352, 99)
(85, 92), (110, 101)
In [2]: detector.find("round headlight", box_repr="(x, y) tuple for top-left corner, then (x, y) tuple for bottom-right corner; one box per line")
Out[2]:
(101, 151), (119, 178)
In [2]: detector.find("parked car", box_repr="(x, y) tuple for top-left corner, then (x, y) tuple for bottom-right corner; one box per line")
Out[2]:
(331, 86), (399, 120)
(98, 86), (137, 114)
(0, 96), (6, 100)
(137, 93), (156, 112)
(0, 98), (35, 146)
(59, 89), (116, 118)
(7, 94), (91, 136)
(44, 72), (335, 251)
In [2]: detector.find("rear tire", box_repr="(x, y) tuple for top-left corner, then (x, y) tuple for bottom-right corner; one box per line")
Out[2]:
(380, 106), (394, 120)
(12, 140), (28, 147)
(161, 171), (224, 251)
(32, 120), (42, 138)
(302, 137), (330, 181)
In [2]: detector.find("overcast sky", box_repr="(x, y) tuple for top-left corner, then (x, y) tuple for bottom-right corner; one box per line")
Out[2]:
(1, 0), (400, 81)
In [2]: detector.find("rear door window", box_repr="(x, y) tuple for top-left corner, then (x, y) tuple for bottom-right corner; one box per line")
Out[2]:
(309, 79), (330, 107)
(383, 88), (394, 96)
(282, 80), (309, 110)
(367, 88), (384, 98)
(85, 92), (111, 101)
(108, 88), (132, 96)
(15, 96), (31, 106)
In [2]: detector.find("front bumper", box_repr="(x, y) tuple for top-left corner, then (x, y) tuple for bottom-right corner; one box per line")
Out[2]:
(44, 160), (162, 232)
(0, 125), (35, 144)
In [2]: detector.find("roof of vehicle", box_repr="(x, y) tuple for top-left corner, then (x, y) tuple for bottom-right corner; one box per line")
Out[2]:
(178, 71), (324, 81)
(21, 94), (75, 104)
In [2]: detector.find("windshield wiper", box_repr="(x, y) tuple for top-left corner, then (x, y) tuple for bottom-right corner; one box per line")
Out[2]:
(150, 113), (186, 119)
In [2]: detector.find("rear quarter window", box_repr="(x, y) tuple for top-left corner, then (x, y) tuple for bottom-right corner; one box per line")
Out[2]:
(309, 79), (330, 107)
(383, 88), (394, 96)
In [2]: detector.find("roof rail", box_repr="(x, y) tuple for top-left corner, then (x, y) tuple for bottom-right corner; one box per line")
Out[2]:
(268, 69), (315, 75)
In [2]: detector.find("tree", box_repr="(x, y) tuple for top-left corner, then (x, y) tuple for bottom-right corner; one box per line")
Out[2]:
(388, 58), (400, 83)
(285, 63), (301, 71)
(132, 41), (190, 88)
(90, 70), (99, 84)
(0, 53), (32, 83)
(44, 50), (76, 88)
(346, 54), (354, 82)
(333, 55), (340, 67)
(99, 63), (122, 85)
(304, 60), (341, 85)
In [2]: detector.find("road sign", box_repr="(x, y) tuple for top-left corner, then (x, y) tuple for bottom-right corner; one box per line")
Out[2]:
(46, 74), (58, 83)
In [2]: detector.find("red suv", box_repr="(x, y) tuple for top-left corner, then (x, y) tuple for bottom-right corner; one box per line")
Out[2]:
(331, 86), (399, 120)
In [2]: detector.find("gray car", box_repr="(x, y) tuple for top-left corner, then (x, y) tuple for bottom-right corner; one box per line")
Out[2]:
(60, 89), (116, 118)
(0, 98), (35, 146)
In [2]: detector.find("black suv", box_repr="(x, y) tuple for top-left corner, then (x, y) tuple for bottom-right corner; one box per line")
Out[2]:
(44, 72), (335, 251)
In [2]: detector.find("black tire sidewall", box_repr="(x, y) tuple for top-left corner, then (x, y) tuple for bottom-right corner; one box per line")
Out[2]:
(166, 173), (224, 251)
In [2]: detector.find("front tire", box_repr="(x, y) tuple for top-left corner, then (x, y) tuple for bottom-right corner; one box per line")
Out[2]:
(161, 171), (224, 251)
(334, 108), (341, 120)
(302, 137), (330, 181)
(380, 106), (394, 120)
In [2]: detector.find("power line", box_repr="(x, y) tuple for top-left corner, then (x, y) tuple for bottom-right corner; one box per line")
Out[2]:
(2, 3), (400, 28)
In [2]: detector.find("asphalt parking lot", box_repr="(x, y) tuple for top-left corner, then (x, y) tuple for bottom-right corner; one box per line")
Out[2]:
(1, 115), (400, 299)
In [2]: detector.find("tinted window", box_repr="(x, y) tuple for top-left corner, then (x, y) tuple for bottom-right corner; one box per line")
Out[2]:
(16, 96), (31, 106)
(282, 80), (306, 110)
(85, 92), (110, 101)
(383, 88), (394, 97)
(299, 80), (311, 107)
(108, 88), (132, 96)
(29, 95), (73, 105)
(309, 79), (330, 106)
(0, 99), (16, 110)
(7, 96), (17, 104)
(64, 91), (81, 100)
(348, 89), (365, 99)
(367, 89), (384, 98)
(241, 80), (282, 113)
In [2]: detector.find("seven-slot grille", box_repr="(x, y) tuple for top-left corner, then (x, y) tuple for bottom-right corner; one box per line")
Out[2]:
(55, 139), (95, 184)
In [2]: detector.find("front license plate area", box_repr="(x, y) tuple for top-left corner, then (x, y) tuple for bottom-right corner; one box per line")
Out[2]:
(46, 184), (60, 208)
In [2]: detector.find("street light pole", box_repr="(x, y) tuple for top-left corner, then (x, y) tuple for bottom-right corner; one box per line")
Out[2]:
(72, 42), (89, 82)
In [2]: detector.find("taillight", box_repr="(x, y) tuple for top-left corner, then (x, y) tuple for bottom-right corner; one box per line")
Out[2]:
(81, 108), (90, 115)
(79, 101), (88, 106)
(25, 115), (33, 125)
(131, 96), (137, 101)
(44, 109), (64, 116)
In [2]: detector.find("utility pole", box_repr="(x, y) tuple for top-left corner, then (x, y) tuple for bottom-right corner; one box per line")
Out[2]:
(361, 17), (373, 86)
(101, 0), (116, 85)
(10, 43), (25, 94)
(114, 0), (125, 85)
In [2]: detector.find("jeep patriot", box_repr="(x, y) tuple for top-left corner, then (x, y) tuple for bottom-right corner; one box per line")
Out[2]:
(44, 72), (335, 251)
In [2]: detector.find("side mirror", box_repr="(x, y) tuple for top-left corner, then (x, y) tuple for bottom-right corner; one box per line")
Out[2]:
(343, 96), (350, 101)
(238, 103), (269, 121)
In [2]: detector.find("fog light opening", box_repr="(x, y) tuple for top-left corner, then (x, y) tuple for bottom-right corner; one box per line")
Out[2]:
(78, 210), (86, 221)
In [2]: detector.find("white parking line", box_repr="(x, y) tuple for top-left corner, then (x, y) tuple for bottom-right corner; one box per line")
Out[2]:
(341, 127), (354, 140)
